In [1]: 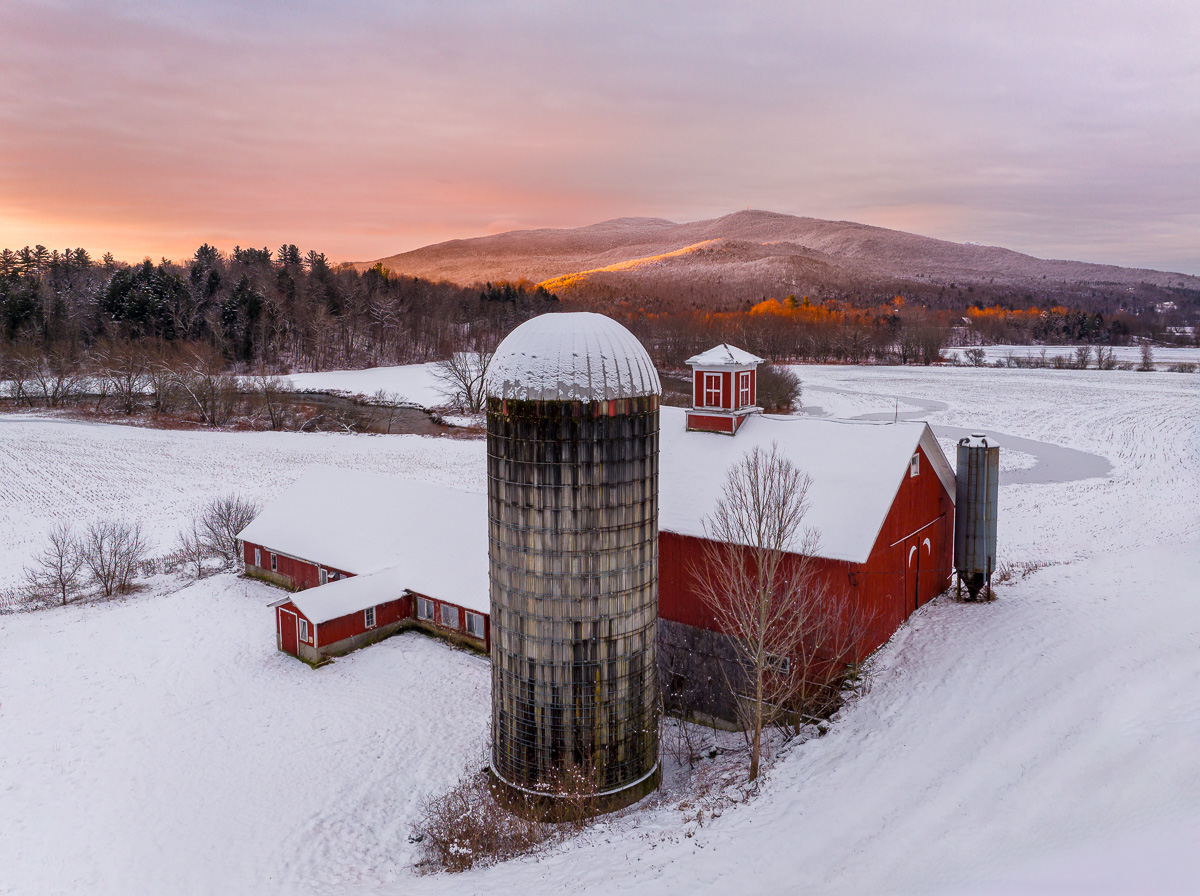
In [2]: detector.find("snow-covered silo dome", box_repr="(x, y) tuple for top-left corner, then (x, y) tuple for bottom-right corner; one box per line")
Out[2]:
(483, 312), (661, 402)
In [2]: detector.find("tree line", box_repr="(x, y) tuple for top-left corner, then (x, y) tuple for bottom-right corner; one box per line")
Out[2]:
(4, 243), (1193, 388)
(0, 243), (558, 372)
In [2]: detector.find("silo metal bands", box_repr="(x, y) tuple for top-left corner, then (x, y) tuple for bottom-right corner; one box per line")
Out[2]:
(954, 434), (999, 599)
(485, 313), (661, 808)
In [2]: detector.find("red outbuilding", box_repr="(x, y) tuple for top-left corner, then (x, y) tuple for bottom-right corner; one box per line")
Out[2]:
(237, 468), (489, 662)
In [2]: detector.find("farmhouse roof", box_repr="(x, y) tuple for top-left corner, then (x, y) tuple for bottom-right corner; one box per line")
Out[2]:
(237, 467), (488, 615)
(685, 344), (764, 367)
(483, 312), (661, 402)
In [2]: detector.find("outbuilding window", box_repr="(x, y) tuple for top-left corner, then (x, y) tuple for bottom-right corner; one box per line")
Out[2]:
(298, 618), (309, 643)
(254, 548), (261, 567)
(417, 597), (434, 621)
(465, 611), (485, 639)
(365, 606), (376, 628)
(703, 372), (722, 407)
(440, 604), (459, 629)
(318, 567), (328, 585)
(270, 553), (277, 572)
(910, 453), (920, 477)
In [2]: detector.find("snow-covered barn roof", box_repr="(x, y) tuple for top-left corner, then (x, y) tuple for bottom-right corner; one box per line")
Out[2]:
(483, 312), (661, 402)
(685, 344), (764, 367)
(659, 406), (954, 564)
(237, 467), (488, 615)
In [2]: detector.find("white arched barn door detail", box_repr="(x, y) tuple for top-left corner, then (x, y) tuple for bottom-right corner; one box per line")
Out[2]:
(909, 546), (918, 566)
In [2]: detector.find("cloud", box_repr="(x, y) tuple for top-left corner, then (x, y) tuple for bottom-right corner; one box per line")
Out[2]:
(1, 1), (1197, 272)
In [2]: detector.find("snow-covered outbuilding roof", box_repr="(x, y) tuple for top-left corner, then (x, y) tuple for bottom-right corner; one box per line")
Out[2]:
(483, 312), (661, 402)
(659, 406), (954, 564)
(238, 467), (488, 615)
(284, 567), (404, 625)
(685, 344), (764, 367)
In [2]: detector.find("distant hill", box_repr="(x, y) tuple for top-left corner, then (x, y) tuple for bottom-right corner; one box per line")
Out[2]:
(365, 210), (1200, 312)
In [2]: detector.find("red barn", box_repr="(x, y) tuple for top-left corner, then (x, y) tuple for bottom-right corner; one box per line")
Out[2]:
(657, 350), (956, 722)
(237, 468), (489, 662)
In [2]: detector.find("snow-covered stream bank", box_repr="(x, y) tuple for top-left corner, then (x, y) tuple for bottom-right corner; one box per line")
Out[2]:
(1, 364), (1197, 894)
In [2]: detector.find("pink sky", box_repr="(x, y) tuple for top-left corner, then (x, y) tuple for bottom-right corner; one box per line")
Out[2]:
(2, 1), (1198, 274)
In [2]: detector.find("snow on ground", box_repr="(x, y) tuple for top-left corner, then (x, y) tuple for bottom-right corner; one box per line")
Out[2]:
(0, 574), (490, 894)
(0, 416), (485, 590)
(1, 364), (1198, 895)
(283, 362), (446, 408)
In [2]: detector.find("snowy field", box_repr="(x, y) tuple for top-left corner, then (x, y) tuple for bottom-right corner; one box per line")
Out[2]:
(1, 364), (1199, 895)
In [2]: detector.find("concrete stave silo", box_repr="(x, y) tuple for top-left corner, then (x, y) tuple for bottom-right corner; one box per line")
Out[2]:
(485, 313), (660, 808)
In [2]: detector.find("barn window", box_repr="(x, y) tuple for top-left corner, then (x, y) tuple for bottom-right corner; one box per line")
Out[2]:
(254, 548), (261, 567)
(765, 653), (790, 676)
(417, 597), (434, 621)
(318, 567), (328, 585)
(736, 371), (748, 407)
(703, 372), (722, 407)
(465, 611), (485, 638)
(910, 453), (920, 477)
(298, 618), (309, 643)
(441, 604), (459, 629)
(270, 553), (277, 572)
(365, 606), (376, 628)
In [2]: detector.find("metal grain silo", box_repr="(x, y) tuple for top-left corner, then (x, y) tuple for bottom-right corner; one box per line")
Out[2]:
(485, 312), (661, 811)
(955, 434), (1000, 600)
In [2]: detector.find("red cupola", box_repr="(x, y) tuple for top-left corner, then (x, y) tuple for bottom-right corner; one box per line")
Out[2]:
(684, 343), (764, 435)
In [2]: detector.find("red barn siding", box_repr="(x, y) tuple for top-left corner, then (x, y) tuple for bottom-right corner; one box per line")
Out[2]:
(659, 443), (954, 664)
(316, 594), (413, 646)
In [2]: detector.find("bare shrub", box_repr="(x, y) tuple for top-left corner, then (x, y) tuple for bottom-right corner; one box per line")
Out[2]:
(199, 495), (260, 566)
(1168, 362), (1197, 374)
(23, 523), (85, 605)
(176, 521), (212, 579)
(412, 757), (549, 874)
(755, 364), (802, 413)
(1138, 342), (1155, 372)
(82, 519), (149, 596)
(1073, 345), (1092, 369)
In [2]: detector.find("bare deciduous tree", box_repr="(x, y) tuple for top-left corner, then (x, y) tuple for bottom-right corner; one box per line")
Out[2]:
(432, 349), (492, 413)
(81, 519), (149, 597)
(24, 523), (85, 605)
(199, 495), (260, 566)
(95, 338), (152, 415)
(692, 444), (866, 782)
(250, 374), (292, 431)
